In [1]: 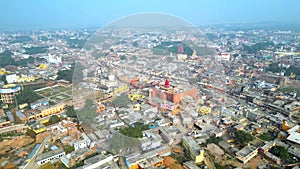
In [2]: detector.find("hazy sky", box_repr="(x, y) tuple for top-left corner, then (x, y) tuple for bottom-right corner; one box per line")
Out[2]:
(1, 0), (300, 30)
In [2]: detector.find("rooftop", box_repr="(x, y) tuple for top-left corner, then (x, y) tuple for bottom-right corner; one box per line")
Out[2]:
(36, 148), (64, 162)
(236, 145), (257, 157)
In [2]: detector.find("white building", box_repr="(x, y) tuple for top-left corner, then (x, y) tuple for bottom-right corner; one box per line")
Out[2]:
(71, 133), (92, 151)
(36, 148), (65, 165)
(6, 74), (17, 84)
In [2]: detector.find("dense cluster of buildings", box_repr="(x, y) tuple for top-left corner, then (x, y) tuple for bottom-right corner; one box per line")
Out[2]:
(0, 24), (300, 169)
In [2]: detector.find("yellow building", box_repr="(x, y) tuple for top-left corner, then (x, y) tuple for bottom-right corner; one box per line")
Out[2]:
(198, 106), (211, 115)
(182, 136), (204, 163)
(24, 103), (66, 121)
(16, 75), (36, 83)
(38, 64), (47, 69)
(128, 93), (145, 101)
(133, 104), (141, 111)
(29, 123), (46, 134)
(114, 85), (128, 94)
(39, 103), (66, 118)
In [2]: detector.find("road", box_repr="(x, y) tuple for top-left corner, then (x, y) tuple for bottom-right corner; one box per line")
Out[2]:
(24, 137), (50, 169)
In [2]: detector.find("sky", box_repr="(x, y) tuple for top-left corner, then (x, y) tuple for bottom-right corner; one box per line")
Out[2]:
(1, 0), (300, 30)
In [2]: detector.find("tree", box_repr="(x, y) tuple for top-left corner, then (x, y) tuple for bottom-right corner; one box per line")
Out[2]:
(270, 146), (289, 158)
(25, 129), (36, 139)
(132, 41), (139, 47)
(0, 75), (7, 85)
(50, 115), (60, 124)
(57, 69), (73, 82)
(64, 145), (75, 154)
(66, 105), (77, 118)
(16, 89), (43, 104)
(119, 123), (149, 138)
(113, 94), (130, 108)
(232, 53), (239, 58)
(234, 130), (254, 145)
(131, 55), (138, 60)
(258, 132), (273, 141)
(120, 55), (127, 60)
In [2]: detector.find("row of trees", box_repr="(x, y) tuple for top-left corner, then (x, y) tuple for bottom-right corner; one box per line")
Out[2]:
(24, 46), (48, 55)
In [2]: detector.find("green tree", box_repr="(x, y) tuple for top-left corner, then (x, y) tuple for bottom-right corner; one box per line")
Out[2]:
(131, 55), (138, 60)
(113, 94), (130, 108)
(66, 105), (77, 118)
(57, 69), (73, 82)
(120, 55), (127, 60)
(25, 129), (37, 139)
(64, 145), (75, 154)
(234, 130), (254, 145)
(50, 115), (60, 124)
(270, 146), (289, 158)
(132, 41), (139, 47)
(16, 89), (43, 104)
(0, 75), (7, 85)
(258, 132), (273, 141)
(232, 53), (239, 58)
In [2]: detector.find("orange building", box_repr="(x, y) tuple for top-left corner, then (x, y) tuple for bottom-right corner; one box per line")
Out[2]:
(150, 88), (197, 104)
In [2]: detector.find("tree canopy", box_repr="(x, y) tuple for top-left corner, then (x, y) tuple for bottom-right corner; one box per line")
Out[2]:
(16, 89), (43, 104)
(270, 145), (289, 158)
(49, 115), (60, 124)
(0, 50), (35, 67)
(119, 123), (149, 138)
(57, 62), (84, 84)
(113, 94), (130, 108)
(65, 105), (77, 118)
(24, 46), (48, 55)
(234, 130), (254, 145)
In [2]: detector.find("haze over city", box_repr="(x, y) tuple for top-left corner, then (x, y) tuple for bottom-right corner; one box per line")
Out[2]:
(1, 0), (300, 30)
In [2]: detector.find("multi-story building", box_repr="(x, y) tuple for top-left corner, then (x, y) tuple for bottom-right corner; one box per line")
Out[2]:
(182, 136), (204, 163)
(0, 84), (21, 103)
(235, 145), (258, 164)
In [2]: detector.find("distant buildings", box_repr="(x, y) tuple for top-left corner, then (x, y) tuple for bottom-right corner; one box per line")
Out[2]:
(215, 52), (231, 61)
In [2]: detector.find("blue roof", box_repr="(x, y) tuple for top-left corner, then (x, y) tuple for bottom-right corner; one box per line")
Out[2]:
(5, 111), (14, 122)
(50, 145), (58, 150)
(28, 144), (40, 159)
(16, 111), (26, 119)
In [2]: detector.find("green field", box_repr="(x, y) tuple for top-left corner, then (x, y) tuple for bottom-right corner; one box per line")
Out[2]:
(35, 85), (72, 102)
